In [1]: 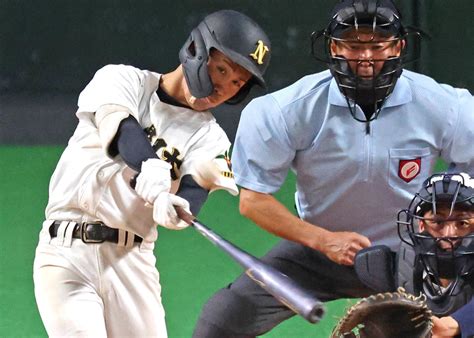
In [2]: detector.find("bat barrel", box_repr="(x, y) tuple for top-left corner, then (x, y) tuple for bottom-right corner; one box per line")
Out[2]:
(192, 219), (325, 323)
(246, 266), (325, 323)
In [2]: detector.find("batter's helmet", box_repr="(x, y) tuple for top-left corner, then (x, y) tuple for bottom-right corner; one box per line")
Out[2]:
(397, 173), (474, 313)
(311, 0), (420, 122)
(179, 10), (271, 104)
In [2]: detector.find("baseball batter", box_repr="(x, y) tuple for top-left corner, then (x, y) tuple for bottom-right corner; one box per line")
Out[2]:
(33, 10), (271, 337)
(193, 1), (474, 337)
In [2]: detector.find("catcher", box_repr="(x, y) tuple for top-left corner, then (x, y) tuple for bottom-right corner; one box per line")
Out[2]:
(348, 172), (474, 338)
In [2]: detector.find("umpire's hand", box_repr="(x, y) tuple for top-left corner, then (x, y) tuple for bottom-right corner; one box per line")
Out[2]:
(321, 231), (371, 266)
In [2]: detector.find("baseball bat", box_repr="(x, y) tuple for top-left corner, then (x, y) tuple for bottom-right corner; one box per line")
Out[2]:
(176, 207), (325, 324)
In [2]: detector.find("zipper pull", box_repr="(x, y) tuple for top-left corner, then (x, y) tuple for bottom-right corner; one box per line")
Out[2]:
(365, 122), (371, 134)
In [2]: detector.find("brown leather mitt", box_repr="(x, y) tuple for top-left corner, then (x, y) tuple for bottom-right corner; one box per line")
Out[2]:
(331, 287), (433, 338)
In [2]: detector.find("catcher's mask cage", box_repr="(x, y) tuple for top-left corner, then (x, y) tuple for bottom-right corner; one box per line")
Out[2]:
(179, 10), (271, 105)
(311, 0), (421, 122)
(397, 172), (474, 301)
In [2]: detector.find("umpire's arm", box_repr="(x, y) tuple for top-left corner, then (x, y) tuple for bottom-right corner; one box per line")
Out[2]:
(239, 188), (370, 266)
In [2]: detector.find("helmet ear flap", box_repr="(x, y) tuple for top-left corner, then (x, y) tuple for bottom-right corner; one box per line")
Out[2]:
(179, 28), (213, 98)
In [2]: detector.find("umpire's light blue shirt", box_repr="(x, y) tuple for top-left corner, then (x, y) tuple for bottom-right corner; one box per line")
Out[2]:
(232, 70), (473, 248)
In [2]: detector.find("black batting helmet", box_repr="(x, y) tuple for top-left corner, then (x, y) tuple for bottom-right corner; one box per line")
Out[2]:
(179, 10), (271, 104)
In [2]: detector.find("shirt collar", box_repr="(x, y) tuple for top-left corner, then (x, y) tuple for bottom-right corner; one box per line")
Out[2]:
(328, 72), (412, 108)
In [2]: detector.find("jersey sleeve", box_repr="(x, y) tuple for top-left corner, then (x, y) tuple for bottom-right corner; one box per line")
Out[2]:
(232, 95), (295, 194)
(451, 299), (474, 338)
(180, 122), (238, 196)
(75, 65), (156, 157)
(441, 89), (474, 173)
(76, 64), (145, 117)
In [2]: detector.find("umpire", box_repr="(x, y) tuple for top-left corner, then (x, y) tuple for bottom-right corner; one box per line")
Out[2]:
(193, 0), (474, 337)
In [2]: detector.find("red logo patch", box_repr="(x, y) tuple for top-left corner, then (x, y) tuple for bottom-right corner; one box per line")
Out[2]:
(398, 158), (421, 182)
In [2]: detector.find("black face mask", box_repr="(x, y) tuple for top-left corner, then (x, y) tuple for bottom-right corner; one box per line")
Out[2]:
(416, 232), (474, 281)
(329, 56), (403, 122)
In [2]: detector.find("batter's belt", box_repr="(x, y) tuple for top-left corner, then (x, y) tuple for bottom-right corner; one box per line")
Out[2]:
(49, 221), (143, 244)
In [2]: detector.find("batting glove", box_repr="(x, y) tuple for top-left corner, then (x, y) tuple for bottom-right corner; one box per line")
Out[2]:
(135, 158), (172, 205)
(153, 192), (191, 230)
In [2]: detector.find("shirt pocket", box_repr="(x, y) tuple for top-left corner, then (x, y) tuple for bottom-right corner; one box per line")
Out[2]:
(388, 148), (432, 189)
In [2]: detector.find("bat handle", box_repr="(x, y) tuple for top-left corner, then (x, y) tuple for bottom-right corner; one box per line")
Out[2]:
(176, 206), (196, 224)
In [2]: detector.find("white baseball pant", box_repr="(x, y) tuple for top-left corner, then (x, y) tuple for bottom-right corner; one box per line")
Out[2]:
(33, 220), (167, 337)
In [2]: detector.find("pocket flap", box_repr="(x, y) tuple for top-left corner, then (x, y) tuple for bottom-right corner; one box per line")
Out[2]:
(389, 147), (431, 159)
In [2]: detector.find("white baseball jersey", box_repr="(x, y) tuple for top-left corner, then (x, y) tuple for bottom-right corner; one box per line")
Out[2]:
(232, 69), (474, 249)
(45, 64), (238, 242)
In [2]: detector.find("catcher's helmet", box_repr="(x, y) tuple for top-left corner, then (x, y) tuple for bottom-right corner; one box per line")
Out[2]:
(179, 10), (271, 104)
(397, 172), (474, 313)
(311, 0), (420, 122)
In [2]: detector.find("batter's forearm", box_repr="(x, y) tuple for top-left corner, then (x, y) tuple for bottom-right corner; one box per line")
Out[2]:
(176, 175), (209, 216)
(111, 115), (158, 171)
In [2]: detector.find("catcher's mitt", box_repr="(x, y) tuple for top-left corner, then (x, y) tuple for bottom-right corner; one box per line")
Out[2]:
(331, 287), (432, 338)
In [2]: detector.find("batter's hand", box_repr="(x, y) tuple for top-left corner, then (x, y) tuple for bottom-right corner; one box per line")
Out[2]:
(431, 316), (460, 338)
(321, 231), (371, 266)
(135, 158), (172, 205)
(153, 192), (191, 230)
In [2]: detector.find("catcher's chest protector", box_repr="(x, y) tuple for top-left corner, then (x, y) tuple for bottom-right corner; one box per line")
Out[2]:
(397, 242), (474, 316)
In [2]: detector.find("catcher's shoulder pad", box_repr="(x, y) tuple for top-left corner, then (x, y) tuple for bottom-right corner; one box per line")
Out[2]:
(331, 288), (433, 338)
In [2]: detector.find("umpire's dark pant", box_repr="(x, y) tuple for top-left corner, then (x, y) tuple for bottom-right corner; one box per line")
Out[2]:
(192, 239), (373, 338)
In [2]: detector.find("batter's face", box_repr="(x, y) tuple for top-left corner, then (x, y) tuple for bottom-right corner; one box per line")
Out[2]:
(183, 49), (252, 111)
(330, 28), (404, 78)
(419, 207), (474, 250)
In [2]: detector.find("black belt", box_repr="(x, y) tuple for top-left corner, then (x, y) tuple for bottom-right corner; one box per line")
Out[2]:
(49, 221), (143, 244)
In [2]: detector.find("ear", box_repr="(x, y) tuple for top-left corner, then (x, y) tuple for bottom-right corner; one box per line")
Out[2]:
(401, 39), (406, 49)
(418, 220), (426, 233)
(329, 40), (338, 57)
(394, 39), (406, 57)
